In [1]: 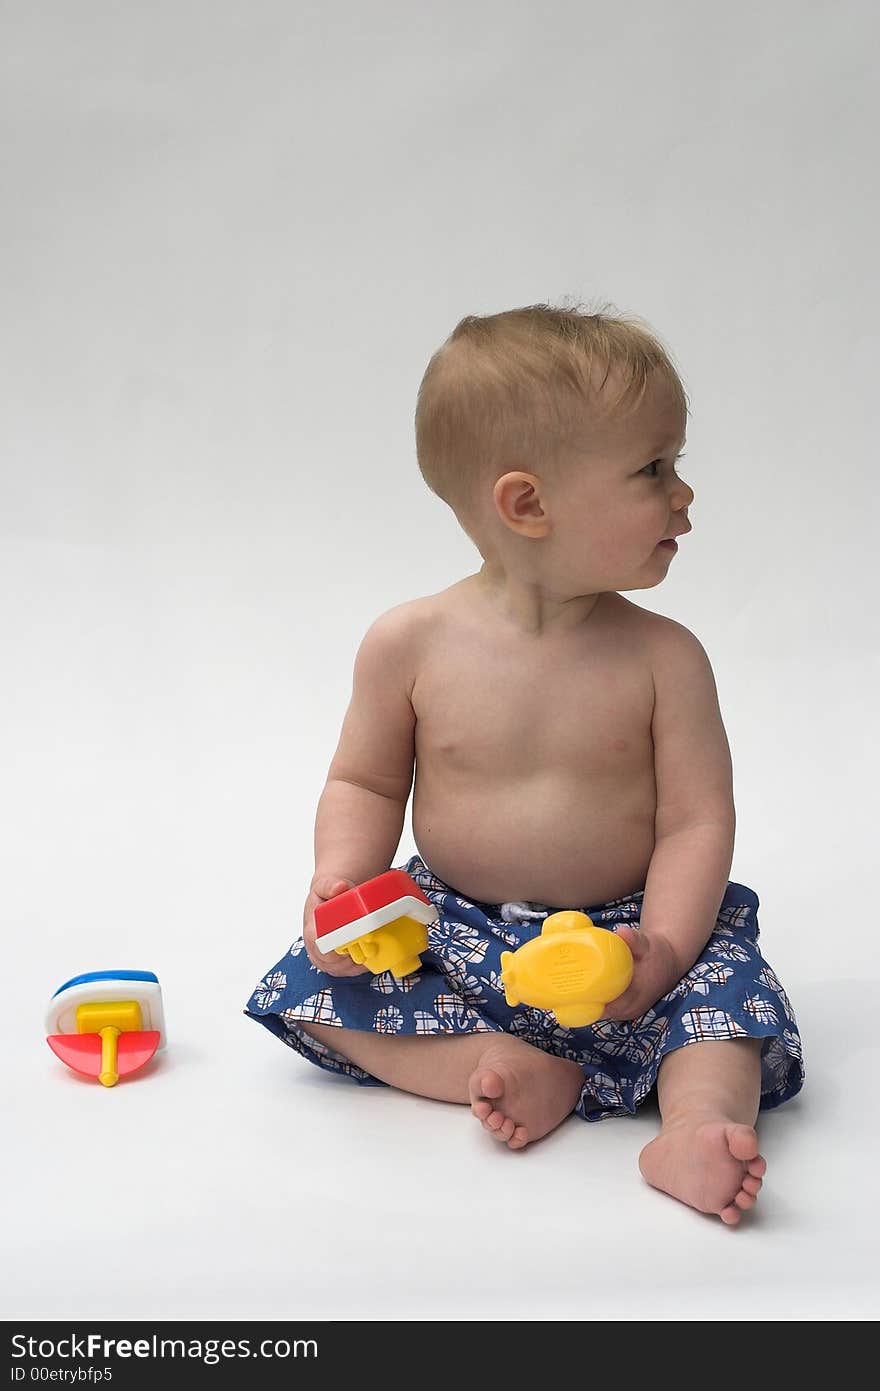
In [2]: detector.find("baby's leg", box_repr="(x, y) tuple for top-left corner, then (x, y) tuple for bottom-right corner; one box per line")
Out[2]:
(298, 1022), (584, 1150)
(638, 1038), (766, 1226)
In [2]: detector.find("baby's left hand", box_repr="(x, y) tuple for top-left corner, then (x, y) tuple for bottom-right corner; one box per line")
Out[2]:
(599, 926), (683, 1023)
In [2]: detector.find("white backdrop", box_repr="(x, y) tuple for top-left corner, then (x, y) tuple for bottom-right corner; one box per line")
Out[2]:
(2, 0), (878, 1321)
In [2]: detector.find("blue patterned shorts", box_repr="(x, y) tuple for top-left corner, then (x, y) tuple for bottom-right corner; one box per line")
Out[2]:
(244, 854), (804, 1121)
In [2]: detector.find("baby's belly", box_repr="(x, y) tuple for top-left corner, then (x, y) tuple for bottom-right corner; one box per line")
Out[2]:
(411, 765), (657, 908)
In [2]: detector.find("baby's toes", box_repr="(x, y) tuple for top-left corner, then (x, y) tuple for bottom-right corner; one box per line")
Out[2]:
(495, 1116), (516, 1142)
(727, 1124), (760, 1163)
(734, 1188), (757, 1211)
(747, 1155), (767, 1179)
(484, 1108), (506, 1132)
(742, 1174), (763, 1197)
(471, 1098), (492, 1122)
(476, 1069), (505, 1102)
(719, 1204), (742, 1226)
(507, 1125), (529, 1150)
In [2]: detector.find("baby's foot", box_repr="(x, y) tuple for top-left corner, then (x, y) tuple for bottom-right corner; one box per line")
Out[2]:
(638, 1119), (766, 1225)
(467, 1037), (584, 1150)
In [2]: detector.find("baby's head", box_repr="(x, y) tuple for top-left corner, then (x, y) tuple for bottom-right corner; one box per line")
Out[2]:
(414, 303), (693, 597)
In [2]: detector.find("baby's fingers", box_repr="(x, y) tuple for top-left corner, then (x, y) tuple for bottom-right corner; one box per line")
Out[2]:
(305, 939), (369, 977)
(329, 955), (370, 978)
(599, 991), (639, 1022)
(614, 924), (647, 960)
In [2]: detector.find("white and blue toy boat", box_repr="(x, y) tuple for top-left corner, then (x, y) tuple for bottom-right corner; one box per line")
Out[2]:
(45, 970), (166, 1087)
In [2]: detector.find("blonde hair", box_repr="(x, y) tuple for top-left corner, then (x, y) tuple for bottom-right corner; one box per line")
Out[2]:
(414, 300), (689, 527)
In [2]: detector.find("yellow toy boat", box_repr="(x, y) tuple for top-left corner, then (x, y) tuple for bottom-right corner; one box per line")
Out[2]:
(499, 912), (633, 1027)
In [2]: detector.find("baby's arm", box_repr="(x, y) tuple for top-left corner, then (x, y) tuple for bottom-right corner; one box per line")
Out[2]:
(602, 621), (736, 1020)
(303, 605), (419, 974)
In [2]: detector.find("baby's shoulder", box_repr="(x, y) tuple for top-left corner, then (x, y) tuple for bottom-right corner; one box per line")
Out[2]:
(371, 583), (463, 637)
(607, 595), (708, 664)
(366, 591), (444, 642)
(356, 592), (442, 692)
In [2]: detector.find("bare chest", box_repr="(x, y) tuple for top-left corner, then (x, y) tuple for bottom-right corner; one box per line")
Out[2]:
(412, 625), (654, 783)
(406, 589), (658, 904)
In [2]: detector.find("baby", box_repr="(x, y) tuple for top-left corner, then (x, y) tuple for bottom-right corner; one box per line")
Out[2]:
(246, 303), (803, 1226)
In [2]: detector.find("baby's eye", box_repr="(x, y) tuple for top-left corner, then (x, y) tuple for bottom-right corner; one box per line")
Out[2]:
(641, 451), (686, 479)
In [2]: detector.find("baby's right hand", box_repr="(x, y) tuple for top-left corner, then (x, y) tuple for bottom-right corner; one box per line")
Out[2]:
(302, 876), (370, 977)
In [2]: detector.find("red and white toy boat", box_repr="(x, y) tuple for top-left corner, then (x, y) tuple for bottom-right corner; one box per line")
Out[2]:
(314, 870), (438, 977)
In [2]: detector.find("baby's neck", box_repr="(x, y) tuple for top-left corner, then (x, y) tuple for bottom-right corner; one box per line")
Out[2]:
(471, 563), (604, 638)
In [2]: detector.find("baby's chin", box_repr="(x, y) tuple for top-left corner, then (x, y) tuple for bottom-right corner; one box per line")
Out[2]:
(560, 549), (675, 597)
(607, 569), (671, 594)
(620, 547), (680, 589)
